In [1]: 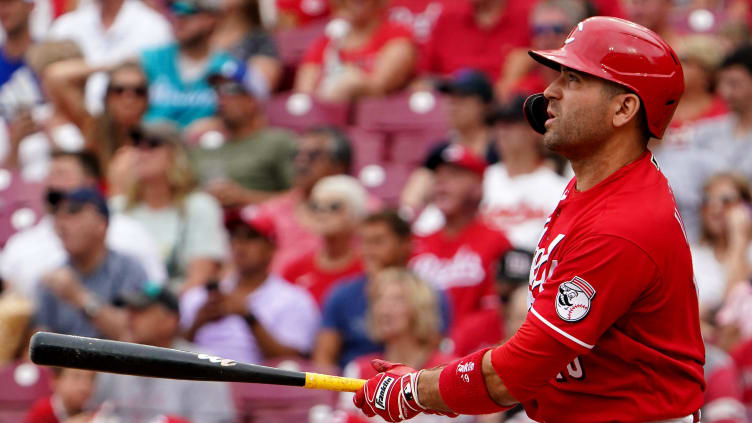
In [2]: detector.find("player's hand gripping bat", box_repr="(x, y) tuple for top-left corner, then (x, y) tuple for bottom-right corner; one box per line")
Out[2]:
(29, 332), (365, 392)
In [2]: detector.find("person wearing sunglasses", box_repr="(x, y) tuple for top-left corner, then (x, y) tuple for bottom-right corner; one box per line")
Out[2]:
(109, 122), (228, 294)
(189, 64), (296, 207)
(495, 0), (586, 102)
(140, 0), (267, 129)
(280, 175), (367, 306)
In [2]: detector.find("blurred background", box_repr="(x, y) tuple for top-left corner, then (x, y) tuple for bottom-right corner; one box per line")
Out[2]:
(0, 0), (752, 422)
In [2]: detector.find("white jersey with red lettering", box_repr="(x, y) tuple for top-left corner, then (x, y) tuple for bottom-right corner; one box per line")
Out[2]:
(521, 152), (705, 422)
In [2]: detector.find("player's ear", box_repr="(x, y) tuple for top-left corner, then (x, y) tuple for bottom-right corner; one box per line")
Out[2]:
(612, 93), (641, 131)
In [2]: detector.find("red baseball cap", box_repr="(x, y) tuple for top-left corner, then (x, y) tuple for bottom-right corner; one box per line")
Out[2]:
(224, 206), (276, 243)
(426, 144), (487, 177)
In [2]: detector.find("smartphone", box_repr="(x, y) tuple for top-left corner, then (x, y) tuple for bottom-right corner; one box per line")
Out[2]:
(205, 280), (220, 292)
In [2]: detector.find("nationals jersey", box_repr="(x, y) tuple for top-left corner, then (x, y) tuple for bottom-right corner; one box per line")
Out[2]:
(523, 152), (705, 422)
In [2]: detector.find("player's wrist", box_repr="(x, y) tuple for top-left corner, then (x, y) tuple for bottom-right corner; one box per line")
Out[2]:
(438, 348), (511, 415)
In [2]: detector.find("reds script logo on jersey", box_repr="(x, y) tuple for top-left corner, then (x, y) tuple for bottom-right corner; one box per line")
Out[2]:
(555, 277), (596, 322)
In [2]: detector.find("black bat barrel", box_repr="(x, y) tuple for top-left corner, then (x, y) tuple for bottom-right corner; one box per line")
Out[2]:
(30, 332), (307, 387)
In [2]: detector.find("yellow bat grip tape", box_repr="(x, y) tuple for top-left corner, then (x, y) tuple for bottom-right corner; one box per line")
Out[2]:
(304, 372), (366, 392)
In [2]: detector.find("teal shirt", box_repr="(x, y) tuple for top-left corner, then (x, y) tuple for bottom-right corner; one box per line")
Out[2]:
(141, 44), (235, 128)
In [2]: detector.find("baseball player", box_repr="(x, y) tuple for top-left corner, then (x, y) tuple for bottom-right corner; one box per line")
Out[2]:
(352, 16), (705, 423)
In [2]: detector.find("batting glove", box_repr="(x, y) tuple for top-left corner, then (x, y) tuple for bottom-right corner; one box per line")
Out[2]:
(352, 359), (458, 422)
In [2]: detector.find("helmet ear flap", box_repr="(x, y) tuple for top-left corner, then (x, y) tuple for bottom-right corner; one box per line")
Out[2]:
(524, 93), (549, 135)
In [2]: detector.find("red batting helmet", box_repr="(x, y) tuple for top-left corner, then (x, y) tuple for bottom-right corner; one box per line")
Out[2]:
(528, 16), (684, 139)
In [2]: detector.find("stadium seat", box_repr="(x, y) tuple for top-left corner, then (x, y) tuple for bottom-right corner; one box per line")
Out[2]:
(0, 169), (45, 247)
(275, 21), (328, 68)
(231, 359), (339, 423)
(390, 130), (445, 165)
(357, 162), (413, 205)
(346, 128), (387, 171)
(353, 91), (450, 133)
(0, 361), (52, 423)
(267, 93), (351, 132)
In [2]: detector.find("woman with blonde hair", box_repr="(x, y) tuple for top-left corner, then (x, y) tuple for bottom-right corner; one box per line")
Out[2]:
(110, 122), (228, 292)
(336, 267), (467, 422)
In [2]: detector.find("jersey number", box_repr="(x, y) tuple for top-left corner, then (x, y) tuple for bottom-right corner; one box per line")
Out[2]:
(555, 356), (585, 382)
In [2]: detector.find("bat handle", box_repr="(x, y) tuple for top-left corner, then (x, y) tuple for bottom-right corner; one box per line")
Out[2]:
(303, 372), (366, 392)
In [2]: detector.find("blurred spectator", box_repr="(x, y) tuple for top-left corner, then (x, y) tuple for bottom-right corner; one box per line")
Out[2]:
(294, 0), (417, 102)
(256, 126), (353, 274)
(35, 187), (148, 339)
(386, 0), (449, 47)
(0, 151), (165, 300)
(419, 0), (536, 81)
(402, 69), (497, 235)
(313, 211), (412, 367)
(701, 344), (746, 423)
(481, 97), (568, 251)
(39, 59), (150, 174)
(693, 173), (752, 316)
(275, 0), (331, 28)
(281, 175), (365, 305)
(0, 0), (43, 114)
(90, 283), (235, 422)
(495, 0), (587, 101)
(2, 41), (86, 182)
(691, 44), (752, 183)
(211, 0), (282, 89)
(623, 0), (681, 47)
(47, 0), (172, 113)
(189, 67), (296, 207)
(141, 0), (266, 128)
(24, 368), (96, 423)
(180, 207), (320, 363)
(336, 267), (464, 423)
(408, 144), (510, 355)
(109, 122), (228, 293)
(730, 338), (752, 418)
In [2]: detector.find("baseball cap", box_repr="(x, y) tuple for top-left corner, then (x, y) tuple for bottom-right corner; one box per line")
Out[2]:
(436, 69), (494, 104)
(118, 282), (180, 314)
(425, 144), (487, 177)
(208, 60), (268, 100)
(59, 187), (110, 221)
(224, 206), (276, 243)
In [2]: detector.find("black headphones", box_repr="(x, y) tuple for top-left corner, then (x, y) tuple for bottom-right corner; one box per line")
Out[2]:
(523, 93), (549, 135)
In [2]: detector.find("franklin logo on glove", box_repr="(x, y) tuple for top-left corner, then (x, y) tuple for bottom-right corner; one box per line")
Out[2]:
(375, 375), (395, 410)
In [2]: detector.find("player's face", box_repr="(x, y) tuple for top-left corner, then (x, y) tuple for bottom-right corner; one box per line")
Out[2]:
(360, 222), (410, 274)
(717, 65), (752, 116)
(433, 164), (482, 216)
(541, 68), (613, 159)
(370, 279), (412, 341)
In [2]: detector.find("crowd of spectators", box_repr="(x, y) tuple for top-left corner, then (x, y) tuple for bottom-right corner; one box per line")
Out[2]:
(0, 0), (751, 422)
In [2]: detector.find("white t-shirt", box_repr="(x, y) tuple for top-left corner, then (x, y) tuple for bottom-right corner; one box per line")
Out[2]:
(0, 214), (166, 299)
(481, 164), (568, 251)
(110, 191), (228, 286)
(691, 243), (752, 311)
(179, 274), (321, 364)
(47, 0), (173, 113)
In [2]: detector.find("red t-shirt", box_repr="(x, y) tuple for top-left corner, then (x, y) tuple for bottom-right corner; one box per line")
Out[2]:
(420, 1), (535, 80)
(386, 0), (450, 46)
(409, 218), (510, 334)
(24, 397), (60, 423)
(517, 152), (705, 422)
(302, 20), (414, 74)
(281, 252), (363, 306)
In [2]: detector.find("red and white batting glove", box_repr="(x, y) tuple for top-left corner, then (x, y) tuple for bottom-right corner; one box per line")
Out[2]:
(353, 359), (457, 422)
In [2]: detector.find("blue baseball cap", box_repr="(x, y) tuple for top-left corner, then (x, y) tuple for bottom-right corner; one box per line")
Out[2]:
(436, 69), (494, 104)
(62, 187), (109, 221)
(208, 59), (268, 100)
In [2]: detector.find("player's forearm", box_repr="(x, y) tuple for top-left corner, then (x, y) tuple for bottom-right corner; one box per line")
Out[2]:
(417, 350), (516, 413)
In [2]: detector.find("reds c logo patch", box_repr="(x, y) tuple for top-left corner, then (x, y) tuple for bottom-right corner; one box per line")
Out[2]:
(555, 277), (595, 322)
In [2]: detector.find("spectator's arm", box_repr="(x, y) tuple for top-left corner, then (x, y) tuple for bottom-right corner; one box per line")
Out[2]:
(360, 38), (416, 96)
(312, 329), (342, 367)
(179, 259), (222, 295)
(399, 167), (435, 219)
(294, 63), (321, 94)
(242, 313), (305, 358)
(206, 179), (282, 206)
(43, 59), (105, 130)
(249, 56), (282, 92)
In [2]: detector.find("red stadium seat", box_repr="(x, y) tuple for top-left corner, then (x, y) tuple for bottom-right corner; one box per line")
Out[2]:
(0, 169), (45, 247)
(0, 361), (52, 423)
(357, 162), (413, 206)
(353, 91), (450, 134)
(266, 93), (351, 132)
(231, 359), (338, 423)
(390, 130), (445, 165)
(347, 128), (387, 171)
(275, 21), (328, 67)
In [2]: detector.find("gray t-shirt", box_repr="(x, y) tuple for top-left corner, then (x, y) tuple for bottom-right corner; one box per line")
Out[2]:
(35, 250), (148, 338)
(91, 339), (236, 423)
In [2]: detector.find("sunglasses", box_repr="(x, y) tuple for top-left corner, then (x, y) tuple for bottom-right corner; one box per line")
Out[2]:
(55, 201), (87, 216)
(129, 130), (167, 150)
(533, 24), (568, 36)
(309, 201), (345, 214)
(703, 193), (741, 207)
(215, 81), (247, 96)
(294, 148), (326, 162)
(108, 84), (148, 97)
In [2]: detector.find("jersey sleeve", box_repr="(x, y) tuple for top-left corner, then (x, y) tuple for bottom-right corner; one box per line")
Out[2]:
(528, 235), (658, 352)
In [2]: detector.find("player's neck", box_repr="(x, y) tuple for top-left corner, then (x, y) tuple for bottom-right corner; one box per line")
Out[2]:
(570, 136), (645, 192)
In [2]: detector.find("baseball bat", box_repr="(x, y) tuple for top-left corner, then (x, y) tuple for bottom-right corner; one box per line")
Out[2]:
(29, 332), (365, 392)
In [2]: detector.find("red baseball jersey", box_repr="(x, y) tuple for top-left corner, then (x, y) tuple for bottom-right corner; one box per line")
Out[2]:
(521, 152), (705, 422)
(281, 252), (363, 307)
(409, 218), (510, 334)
